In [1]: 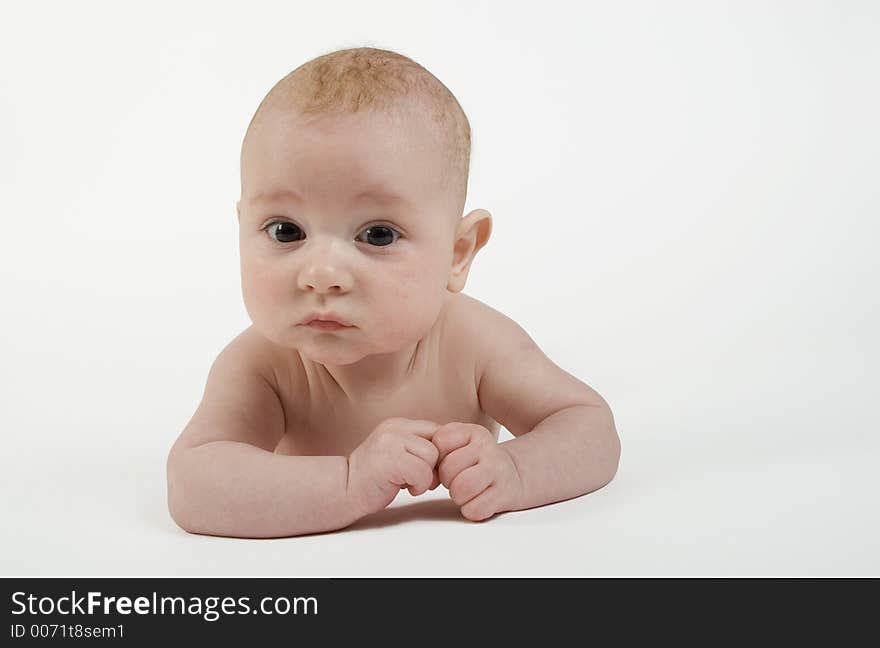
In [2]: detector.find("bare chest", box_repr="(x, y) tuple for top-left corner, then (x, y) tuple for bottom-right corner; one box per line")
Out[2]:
(272, 340), (498, 457)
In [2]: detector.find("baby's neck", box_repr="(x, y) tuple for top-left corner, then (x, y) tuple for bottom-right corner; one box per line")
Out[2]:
(306, 340), (422, 404)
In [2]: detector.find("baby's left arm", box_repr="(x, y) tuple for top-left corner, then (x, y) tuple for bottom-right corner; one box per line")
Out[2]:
(435, 305), (620, 520)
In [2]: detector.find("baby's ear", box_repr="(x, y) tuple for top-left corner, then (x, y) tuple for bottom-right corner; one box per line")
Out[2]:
(447, 209), (492, 293)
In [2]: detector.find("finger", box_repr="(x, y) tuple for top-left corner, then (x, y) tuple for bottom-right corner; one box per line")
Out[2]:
(405, 436), (440, 468)
(398, 453), (433, 496)
(432, 424), (476, 463)
(438, 443), (480, 488)
(429, 468), (441, 490)
(404, 419), (443, 440)
(460, 485), (501, 521)
(448, 464), (493, 507)
(391, 453), (424, 486)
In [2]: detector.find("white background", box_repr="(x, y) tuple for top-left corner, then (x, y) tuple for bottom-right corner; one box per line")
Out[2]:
(1, 0), (877, 576)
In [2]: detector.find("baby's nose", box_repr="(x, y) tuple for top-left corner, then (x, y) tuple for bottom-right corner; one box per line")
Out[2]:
(297, 245), (352, 293)
(298, 267), (347, 293)
(302, 277), (345, 293)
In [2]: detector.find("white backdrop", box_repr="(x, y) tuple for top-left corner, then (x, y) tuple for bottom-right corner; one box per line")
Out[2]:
(1, 0), (877, 576)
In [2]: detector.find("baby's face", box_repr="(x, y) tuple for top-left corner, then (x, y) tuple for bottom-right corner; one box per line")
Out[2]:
(237, 106), (458, 366)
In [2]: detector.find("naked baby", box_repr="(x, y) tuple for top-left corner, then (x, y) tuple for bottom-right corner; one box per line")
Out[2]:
(166, 47), (621, 538)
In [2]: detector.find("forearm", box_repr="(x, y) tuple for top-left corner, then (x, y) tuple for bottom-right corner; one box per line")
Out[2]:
(167, 441), (360, 538)
(500, 404), (620, 511)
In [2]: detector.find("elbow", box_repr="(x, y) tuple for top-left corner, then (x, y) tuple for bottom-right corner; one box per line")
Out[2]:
(604, 431), (621, 486)
(605, 404), (621, 478)
(167, 499), (196, 535)
(166, 446), (199, 534)
(166, 484), (195, 534)
(592, 404), (621, 488)
(165, 444), (244, 537)
(167, 485), (206, 536)
(573, 394), (620, 481)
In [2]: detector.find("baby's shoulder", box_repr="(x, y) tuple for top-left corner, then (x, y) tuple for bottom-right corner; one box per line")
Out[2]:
(443, 291), (495, 328)
(223, 325), (304, 393)
(442, 292), (532, 374)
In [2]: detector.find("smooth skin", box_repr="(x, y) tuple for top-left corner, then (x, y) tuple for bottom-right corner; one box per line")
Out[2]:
(167, 95), (619, 538)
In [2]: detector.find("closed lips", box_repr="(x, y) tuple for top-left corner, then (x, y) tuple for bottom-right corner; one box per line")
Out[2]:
(302, 314), (352, 326)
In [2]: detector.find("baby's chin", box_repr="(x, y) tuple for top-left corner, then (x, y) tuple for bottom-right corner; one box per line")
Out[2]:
(298, 333), (424, 367)
(293, 335), (381, 367)
(297, 345), (366, 367)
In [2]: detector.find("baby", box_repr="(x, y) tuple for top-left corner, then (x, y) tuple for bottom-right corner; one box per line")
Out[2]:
(166, 47), (621, 538)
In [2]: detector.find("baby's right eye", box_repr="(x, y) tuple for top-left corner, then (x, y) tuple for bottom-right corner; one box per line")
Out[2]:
(264, 221), (304, 243)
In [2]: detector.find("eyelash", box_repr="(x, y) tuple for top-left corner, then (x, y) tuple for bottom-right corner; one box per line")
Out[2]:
(261, 220), (403, 247)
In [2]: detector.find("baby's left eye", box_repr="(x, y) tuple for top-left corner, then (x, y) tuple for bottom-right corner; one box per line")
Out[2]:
(356, 225), (401, 247)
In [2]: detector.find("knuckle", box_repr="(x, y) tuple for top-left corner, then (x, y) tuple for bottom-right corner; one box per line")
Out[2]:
(471, 427), (491, 444)
(425, 441), (440, 464)
(438, 461), (453, 486)
(437, 421), (464, 436)
(374, 429), (399, 452)
(432, 425), (452, 447)
(449, 479), (469, 505)
(377, 417), (404, 432)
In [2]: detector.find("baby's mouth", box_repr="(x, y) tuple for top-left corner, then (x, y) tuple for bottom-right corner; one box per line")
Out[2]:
(305, 320), (353, 331)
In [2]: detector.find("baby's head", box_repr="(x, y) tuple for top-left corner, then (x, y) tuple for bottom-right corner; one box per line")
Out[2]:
(236, 47), (491, 366)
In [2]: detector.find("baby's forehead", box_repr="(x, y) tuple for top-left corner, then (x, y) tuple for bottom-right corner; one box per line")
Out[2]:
(247, 112), (445, 178)
(260, 101), (436, 147)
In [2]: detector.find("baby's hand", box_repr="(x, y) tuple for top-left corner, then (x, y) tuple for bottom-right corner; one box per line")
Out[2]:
(347, 417), (441, 519)
(433, 423), (523, 522)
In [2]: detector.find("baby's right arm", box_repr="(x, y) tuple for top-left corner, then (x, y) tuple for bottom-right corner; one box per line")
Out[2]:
(166, 334), (360, 538)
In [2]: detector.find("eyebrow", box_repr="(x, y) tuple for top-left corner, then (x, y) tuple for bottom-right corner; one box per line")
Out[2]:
(247, 187), (405, 206)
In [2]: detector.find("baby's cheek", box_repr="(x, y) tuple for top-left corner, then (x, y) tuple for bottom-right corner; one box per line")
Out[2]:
(241, 265), (287, 326)
(377, 264), (444, 341)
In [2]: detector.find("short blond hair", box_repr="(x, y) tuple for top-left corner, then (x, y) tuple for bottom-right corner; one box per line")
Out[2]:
(242, 46), (471, 214)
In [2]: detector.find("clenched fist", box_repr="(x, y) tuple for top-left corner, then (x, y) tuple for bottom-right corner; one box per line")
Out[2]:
(433, 422), (524, 521)
(346, 417), (442, 519)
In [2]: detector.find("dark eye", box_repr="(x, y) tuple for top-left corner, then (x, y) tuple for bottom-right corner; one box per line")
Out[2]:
(265, 221), (304, 243)
(356, 225), (400, 247)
